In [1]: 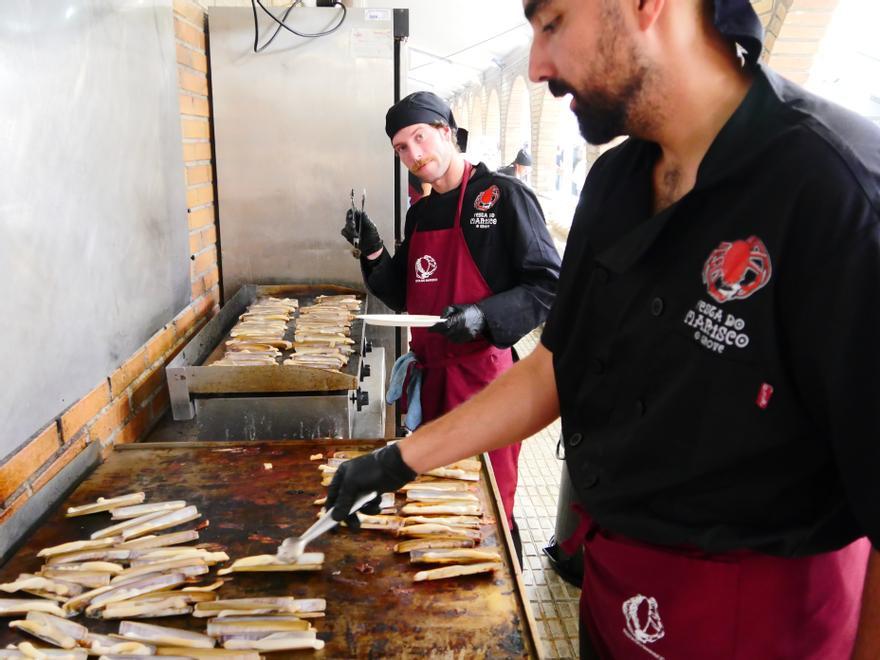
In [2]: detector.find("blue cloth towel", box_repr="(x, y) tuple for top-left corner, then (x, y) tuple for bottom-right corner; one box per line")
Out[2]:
(386, 351), (423, 431)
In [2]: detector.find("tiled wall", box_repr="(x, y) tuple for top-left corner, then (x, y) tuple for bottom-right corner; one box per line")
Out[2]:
(0, 0), (220, 529)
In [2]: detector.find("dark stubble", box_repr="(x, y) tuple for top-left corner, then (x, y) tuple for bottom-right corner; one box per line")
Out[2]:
(547, 2), (651, 145)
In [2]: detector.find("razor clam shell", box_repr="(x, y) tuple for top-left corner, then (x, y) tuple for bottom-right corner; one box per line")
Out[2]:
(9, 621), (77, 650)
(401, 516), (482, 529)
(396, 523), (482, 541)
(121, 507), (201, 541)
(110, 502), (187, 521)
(85, 633), (157, 656)
(115, 622), (214, 649)
(400, 480), (469, 492)
(128, 550), (226, 565)
(46, 551), (130, 567)
(155, 649), (259, 660)
(193, 598), (324, 618)
(0, 599), (67, 617)
(206, 617), (311, 636)
(409, 548), (503, 564)
(35, 572), (110, 590)
(218, 630), (315, 643)
(44, 562), (123, 575)
(37, 539), (119, 559)
(98, 656), (193, 660)
(24, 613), (88, 642)
(180, 581), (224, 593)
(1, 576), (83, 598)
(393, 538), (477, 553)
(412, 561), (501, 582)
(222, 632), (323, 652)
(215, 554), (322, 575)
(98, 604), (191, 620)
(422, 467), (479, 482)
(66, 493), (145, 518)
(400, 502), (482, 516)
(110, 558), (208, 583)
(72, 573), (186, 615)
(112, 531), (200, 551)
(404, 490), (479, 503)
(16, 642), (88, 659)
(91, 512), (168, 541)
(0, 651), (25, 658)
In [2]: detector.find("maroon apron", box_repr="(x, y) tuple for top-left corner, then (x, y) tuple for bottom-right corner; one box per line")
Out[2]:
(406, 161), (520, 526)
(562, 505), (869, 659)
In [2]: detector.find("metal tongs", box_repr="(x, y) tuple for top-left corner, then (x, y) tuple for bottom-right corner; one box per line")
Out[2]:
(275, 490), (377, 563)
(349, 188), (366, 259)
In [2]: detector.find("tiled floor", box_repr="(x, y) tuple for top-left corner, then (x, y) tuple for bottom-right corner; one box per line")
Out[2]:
(513, 331), (581, 659)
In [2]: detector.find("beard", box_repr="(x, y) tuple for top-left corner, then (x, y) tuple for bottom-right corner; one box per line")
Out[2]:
(548, 68), (647, 146)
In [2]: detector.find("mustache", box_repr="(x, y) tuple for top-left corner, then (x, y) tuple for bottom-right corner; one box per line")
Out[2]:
(411, 158), (433, 173)
(547, 79), (575, 98)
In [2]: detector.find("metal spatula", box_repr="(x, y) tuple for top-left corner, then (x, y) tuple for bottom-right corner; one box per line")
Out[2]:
(276, 490), (377, 563)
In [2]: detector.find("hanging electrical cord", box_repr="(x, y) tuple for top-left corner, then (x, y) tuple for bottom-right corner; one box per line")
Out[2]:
(250, 0), (346, 52)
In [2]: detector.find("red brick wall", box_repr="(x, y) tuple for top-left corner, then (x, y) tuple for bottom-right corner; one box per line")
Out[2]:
(0, 0), (220, 527)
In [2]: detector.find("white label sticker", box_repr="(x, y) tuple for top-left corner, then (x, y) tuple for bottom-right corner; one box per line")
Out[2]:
(365, 8), (391, 21)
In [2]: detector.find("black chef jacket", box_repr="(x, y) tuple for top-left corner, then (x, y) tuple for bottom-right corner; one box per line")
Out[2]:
(364, 163), (560, 348)
(542, 64), (880, 557)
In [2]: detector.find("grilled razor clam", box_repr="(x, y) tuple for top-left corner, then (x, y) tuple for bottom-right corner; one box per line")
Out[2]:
(84, 632), (157, 656)
(404, 490), (479, 503)
(115, 622), (214, 649)
(0, 600), (67, 617)
(444, 458), (481, 473)
(110, 558), (209, 583)
(222, 633), (323, 652)
(400, 502), (482, 516)
(11, 613), (89, 648)
(193, 598), (324, 618)
(401, 516), (482, 529)
(36, 571), (110, 590)
(121, 506), (201, 541)
(66, 493), (145, 518)
(156, 650), (259, 660)
(400, 480), (469, 492)
(352, 514), (402, 532)
(393, 538), (477, 554)
(113, 530), (200, 551)
(129, 550), (227, 566)
(109, 502), (186, 521)
(43, 561), (124, 574)
(216, 553), (323, 575)
(413, 561), (502, 582)
(1, 576), (83, 599)
(206, 617), (311, 637)
(396, 523), (482, 542)
(316, 464), (336, 474)
(16, 643), (87, 660)
(409, 548), (503, 564)
(67, 573), (187, 615)
(37, 539), (120, 559)
(180, 581), (225, 593)
(97, 601), (192, 620)
(423, 467), (480, 482)
(90, 511), (168, 541)
(46, 549), (130, 566)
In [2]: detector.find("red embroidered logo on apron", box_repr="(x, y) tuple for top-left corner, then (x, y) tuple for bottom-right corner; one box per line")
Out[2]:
(756, 382), (774, 409)
(473, 185), (500, 211)
(414, 254), (438, 282)
(702, 236), (772, 303)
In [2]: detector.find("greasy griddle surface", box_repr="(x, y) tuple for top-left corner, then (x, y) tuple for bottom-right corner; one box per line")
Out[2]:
(0, 442), (534, 658)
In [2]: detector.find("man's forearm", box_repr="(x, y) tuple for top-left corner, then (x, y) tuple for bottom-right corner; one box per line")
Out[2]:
(399, 343), (560, 473)
(852, 548), (880, 659)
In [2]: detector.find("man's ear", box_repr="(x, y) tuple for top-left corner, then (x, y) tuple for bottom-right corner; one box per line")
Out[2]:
(634, 0), (666, 31)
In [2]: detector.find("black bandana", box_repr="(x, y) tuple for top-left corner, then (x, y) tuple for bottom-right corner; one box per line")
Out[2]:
(385, 91), (468, 151)
(713, 0), (764, 66)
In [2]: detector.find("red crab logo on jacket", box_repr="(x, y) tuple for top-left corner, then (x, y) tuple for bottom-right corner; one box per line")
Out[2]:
(702, 236), (772, 303)
(474, 185), (500, 211)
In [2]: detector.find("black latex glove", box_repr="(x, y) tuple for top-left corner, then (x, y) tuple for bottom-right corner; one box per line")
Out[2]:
(428, 304), (487, 343)
(325, 444), (417, 530)
(341, 209), (383, 256)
